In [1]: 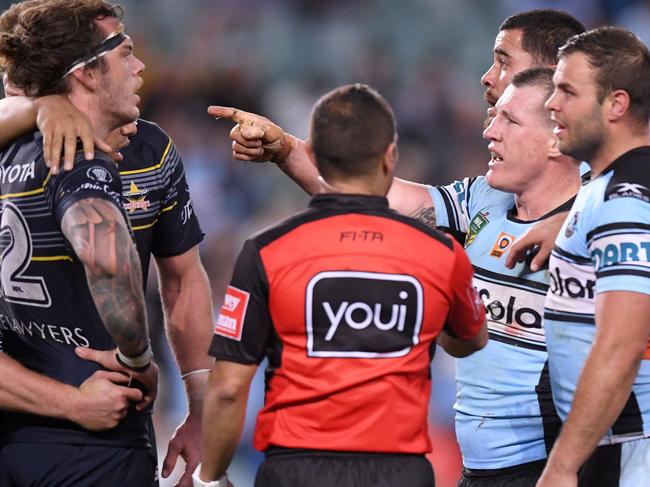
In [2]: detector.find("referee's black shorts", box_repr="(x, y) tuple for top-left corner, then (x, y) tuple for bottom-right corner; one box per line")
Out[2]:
(255, 447), (435, 487)
(0, 442), (158, 486)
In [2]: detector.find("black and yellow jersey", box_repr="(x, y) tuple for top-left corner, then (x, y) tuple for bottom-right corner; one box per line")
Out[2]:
(118, 119), (204, 279)
(0, 131), (148, 447)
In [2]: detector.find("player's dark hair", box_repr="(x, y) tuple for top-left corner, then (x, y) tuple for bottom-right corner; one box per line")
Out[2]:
(511, 67), (555, 124)
(0, 0), (122, 96)
(310, 83), (396, 179)
(559, 27), (650, 126)
(500, 9), (585, 65)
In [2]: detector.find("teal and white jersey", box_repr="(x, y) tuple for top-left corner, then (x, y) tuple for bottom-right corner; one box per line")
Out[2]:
(545, 147), (650, 445)
(429, 176), (564, 469)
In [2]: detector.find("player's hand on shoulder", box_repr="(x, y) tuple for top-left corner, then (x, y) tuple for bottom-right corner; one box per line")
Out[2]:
(207, 105), (294, 164)
(75, 346), (159, 411)
(34, 95), (113, 174)
(71, 369), (143, 431)
(505, 211), (568, 271)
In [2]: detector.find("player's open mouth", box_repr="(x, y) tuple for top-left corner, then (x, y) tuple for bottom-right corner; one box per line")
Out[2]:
(552, 120), (565, 136)
(488, 150), (503, 167)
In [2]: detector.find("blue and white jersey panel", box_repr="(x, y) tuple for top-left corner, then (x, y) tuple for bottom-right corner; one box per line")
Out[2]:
(545, 147), (650, 445)
(428, 177), (562, 468)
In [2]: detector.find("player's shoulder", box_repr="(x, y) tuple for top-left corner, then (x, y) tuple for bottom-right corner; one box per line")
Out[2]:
(604, 146), (650, 204)
(248, 204), (454, 253)
(129, 118), (172, 154)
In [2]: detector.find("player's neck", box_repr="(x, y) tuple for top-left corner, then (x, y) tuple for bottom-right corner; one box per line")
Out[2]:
(317, 175), (389, 197)
(514, 163), (580, 221)
(588, 128), (650, 177)
(66, 92), (111, 140)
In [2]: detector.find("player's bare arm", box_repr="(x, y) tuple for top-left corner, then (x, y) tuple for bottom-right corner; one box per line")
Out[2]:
(0, 94), (113, 172)
(0, 352), (142, 431)
(537, 291), (650, 487)
(208, 105), (437, 226)
(61, 198), (149, 357)
(197, 360), (256, 486)
(155, 246), (215, 485)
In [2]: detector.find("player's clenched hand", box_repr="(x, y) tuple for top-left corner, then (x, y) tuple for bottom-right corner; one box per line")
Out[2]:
(207, 106), (295, 164)
(505, 211), (568, 271)
(75, 346), (159, 411)
(162, 410), (202, 487)
(69, 369), (143, 431)
(33, 95), (113, 174)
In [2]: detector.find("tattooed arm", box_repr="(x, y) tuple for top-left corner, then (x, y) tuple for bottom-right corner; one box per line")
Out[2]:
(388, 178), (438, 229)
(61, 198), (148, 357)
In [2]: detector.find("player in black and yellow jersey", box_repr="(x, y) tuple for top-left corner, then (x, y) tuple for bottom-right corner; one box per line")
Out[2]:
(0, 1), (214, 485)
(0, 1), (160, 485)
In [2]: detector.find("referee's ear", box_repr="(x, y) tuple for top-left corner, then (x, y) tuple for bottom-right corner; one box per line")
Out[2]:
(381, 141), (397, 177)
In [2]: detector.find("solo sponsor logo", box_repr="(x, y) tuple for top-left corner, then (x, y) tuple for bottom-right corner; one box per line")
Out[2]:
(549, 265), (595, 300)
(306, 271), (423, 358)
(477, 287), (542, 329)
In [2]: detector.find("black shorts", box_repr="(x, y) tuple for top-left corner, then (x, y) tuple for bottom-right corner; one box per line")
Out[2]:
(0, 442), (158, 487)
(255, 447), (435, 487)
(458, 459), (546, 487)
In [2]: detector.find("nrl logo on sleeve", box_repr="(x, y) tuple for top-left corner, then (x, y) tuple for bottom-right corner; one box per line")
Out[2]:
(86, 166), (113, 184)
(606, 183), (650, 202)
(215, 285), (250, 341)
(465, 211), (489, 247)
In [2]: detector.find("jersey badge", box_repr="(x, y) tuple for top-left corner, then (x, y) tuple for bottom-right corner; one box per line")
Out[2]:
(490, 232), (516, 258)
(215, 285), (250, 341)
(123, 181), (151, 213)
(565, 211), (580, 238)
(465, 211), (489, 247)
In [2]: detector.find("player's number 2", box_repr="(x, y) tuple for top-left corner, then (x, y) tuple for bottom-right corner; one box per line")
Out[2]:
(0, 202), (52, 307)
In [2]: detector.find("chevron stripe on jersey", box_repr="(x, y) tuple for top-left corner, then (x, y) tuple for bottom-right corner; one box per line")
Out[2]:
(546, 147), (650, 446)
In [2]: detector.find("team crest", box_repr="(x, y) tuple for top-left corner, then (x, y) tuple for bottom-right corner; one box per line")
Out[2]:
(490, 232), (516, 258)
(465, 211), (489, 247)
(123, 181), (151, 213)
(86, 166), (113, 184)
(565, 211), (579, 238)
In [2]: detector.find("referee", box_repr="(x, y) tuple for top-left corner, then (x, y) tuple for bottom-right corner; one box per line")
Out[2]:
(194, 84), (487, 487)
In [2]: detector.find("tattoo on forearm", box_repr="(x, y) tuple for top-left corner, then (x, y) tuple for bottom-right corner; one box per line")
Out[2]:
(62, 198), (148, 356)
(412, 206), (437, 230)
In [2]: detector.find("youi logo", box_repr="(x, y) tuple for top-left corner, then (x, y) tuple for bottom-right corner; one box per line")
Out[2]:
(305, 271), (423, 358)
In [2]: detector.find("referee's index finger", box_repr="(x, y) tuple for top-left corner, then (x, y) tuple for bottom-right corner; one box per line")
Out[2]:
(208, 105), (249, 124)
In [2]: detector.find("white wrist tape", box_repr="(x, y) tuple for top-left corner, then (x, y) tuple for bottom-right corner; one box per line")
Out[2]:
(116, 343), (153, 370)
(192, 464), (228, 487)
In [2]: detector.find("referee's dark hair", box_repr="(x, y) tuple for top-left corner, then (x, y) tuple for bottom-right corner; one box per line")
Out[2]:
(0, 0), (122, 97)
(500, 9), (585, 65)
(310, 83), (396, 180)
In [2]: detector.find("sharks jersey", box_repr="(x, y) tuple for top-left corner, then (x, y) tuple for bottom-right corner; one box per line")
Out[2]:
(545, 147), (650, 445)
(428, 176), (564, 469)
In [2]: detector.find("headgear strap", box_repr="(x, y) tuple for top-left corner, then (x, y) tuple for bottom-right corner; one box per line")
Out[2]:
(62, 29), (126, 78)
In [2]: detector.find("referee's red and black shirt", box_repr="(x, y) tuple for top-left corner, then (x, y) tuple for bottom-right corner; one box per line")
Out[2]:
(209, 193), (484, 454)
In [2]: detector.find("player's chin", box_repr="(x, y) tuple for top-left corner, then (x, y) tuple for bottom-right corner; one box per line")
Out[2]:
(485, 170), (507, 191)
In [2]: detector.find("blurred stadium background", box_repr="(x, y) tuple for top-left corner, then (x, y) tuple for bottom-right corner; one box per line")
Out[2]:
(2, 0), (650, 485)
